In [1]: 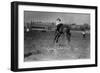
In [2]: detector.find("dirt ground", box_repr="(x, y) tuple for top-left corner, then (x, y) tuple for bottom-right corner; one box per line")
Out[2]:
(24, 30), (90, 62)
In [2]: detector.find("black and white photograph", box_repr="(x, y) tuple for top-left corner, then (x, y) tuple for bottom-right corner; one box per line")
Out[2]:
(11, 1), (97, 71)
(24, 11), (90, 61)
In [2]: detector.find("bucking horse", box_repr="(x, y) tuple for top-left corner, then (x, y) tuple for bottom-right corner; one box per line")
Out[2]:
(54, 23), (71, 43)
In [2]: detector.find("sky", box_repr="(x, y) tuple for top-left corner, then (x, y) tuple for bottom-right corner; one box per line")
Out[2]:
(24, 11), (90, 25)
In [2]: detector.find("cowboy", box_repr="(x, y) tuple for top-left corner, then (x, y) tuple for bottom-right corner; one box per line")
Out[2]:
(54, 18), (71, 43)
(54, 18), (64, 43)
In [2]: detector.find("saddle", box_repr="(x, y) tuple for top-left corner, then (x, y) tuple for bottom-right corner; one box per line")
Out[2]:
(56, 23), (64, 33)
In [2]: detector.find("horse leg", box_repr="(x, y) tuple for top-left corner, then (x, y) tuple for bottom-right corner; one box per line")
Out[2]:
(54, 30), (57, 42)
(66, 33), (71, 43)
(54, 32), (58, 43)
(54, 31), (60, 43)
(56, 32), (62, 43)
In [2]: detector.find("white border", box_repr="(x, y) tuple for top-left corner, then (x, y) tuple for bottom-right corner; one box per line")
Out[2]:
(18, 5), (95, 68)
